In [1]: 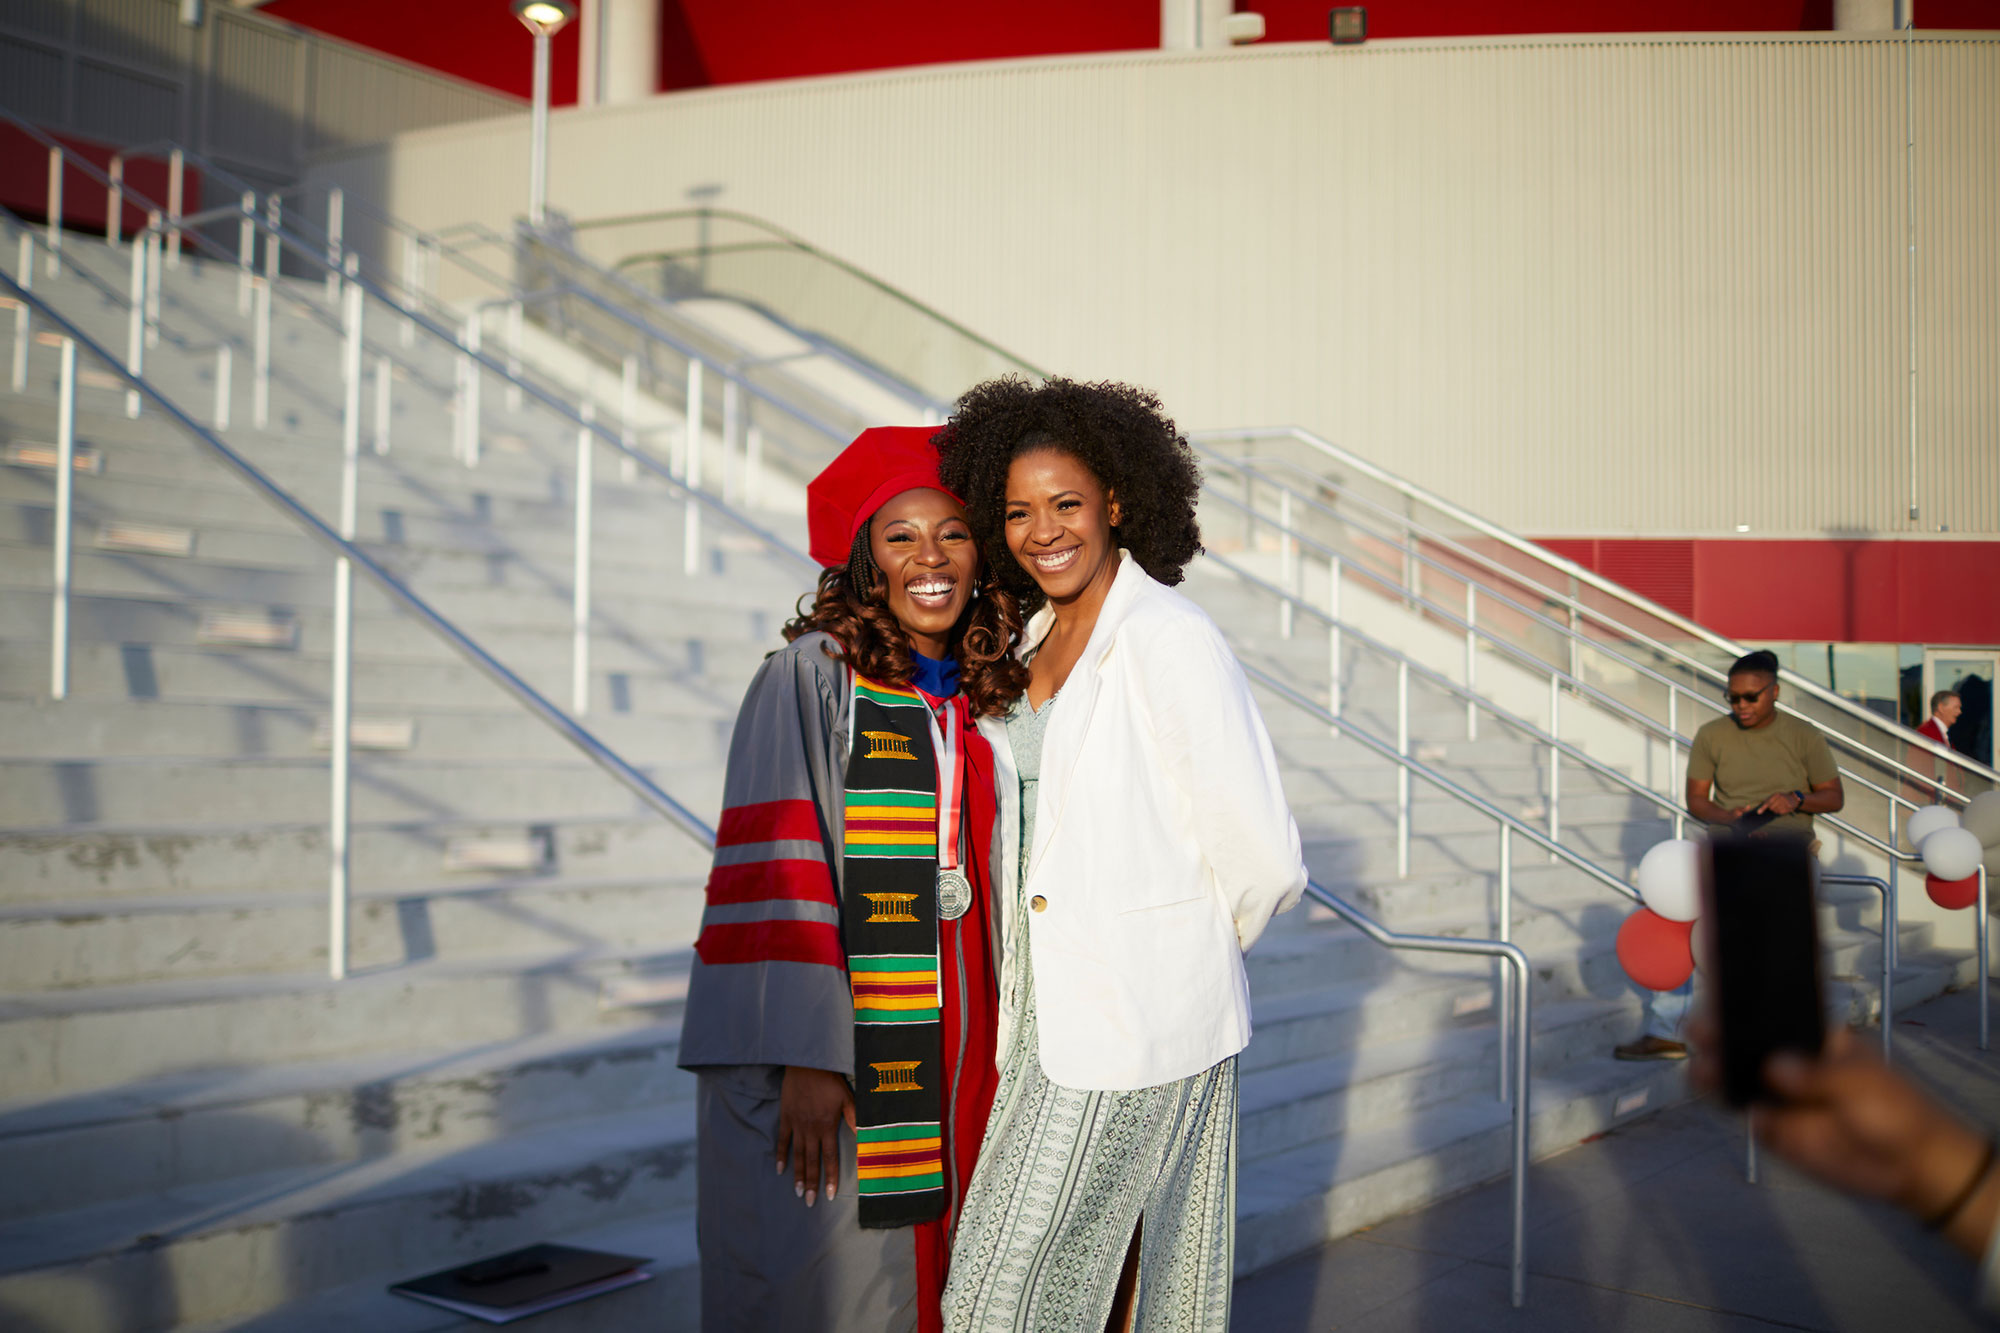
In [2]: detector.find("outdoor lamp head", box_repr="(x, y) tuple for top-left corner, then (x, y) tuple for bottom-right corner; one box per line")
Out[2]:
(512, 0), (575, 35)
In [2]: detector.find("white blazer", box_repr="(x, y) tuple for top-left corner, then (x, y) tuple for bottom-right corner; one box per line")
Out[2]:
(978, 552), (1306, 1091)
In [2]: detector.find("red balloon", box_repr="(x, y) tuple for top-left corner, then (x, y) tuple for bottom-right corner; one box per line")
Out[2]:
(1927, 873), (1979, 911)
(1617, 908), (1696, 991)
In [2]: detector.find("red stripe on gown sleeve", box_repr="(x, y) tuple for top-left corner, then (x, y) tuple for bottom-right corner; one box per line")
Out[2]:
(695, 919), (845, 968)
(704, 858), (837, 906)
(715, 799), (822, 847)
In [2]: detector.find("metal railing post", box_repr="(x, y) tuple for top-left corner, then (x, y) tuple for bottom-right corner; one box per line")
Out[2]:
(124, 230), (145, 418)
(1328, 554), (1343, 729)
(324, 186), (344, 304)
(329, 276), (364, 982)
(1497, 823), (1512, 1103)
(722, 377), (741, 506)
(1278, 489), (1295, 640)
(745, 421), (763, 509)
(1397, 658), (1411, 879)
(49, 337), (75, 700)
(1981, 865), (1989, 1052)
(573, 400), (596, 716)
(684, 358), (704, 575)
(399, 232), (419, 346)
(263, 194), (281, 298)
(1548, 674), (1562, 855)
(1465, 581), (1479, 741)
(505, 300), (523, 412)
(1886, 805), (1900, 970)
(166, 148), (183, 268)
(372, 354), (390, 454)
(1402, 512), (1418, 608)
(143, 214), (162, 349)
(236, 191), (255, 315)
(45, 145), (62, 276)
(252, 276), (271, 429)
(1668, 685), (1684, 837)
(1567, 602), (1582, 681)
(458, 313), (482, 465)
(9, 233), (28, 393)
(213, 344), (231, 431)
(1508, 945), (1529, 1308)
(106, 155), (123, 247)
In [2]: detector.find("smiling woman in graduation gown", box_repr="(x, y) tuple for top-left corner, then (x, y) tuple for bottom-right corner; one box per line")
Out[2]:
(678, 426), (1028, 1333)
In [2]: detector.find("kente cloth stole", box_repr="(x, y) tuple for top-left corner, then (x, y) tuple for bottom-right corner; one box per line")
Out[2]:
(843, 672), (953, 1229)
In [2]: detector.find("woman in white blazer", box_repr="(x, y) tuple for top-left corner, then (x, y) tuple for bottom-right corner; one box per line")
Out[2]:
(935, 378), (1305, 1333)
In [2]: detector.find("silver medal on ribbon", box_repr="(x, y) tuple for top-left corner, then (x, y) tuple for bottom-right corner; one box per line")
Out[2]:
(936, 868), (972, 921)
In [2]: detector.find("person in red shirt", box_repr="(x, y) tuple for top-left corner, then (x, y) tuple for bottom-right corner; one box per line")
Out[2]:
(1921, 690), (1964, 751)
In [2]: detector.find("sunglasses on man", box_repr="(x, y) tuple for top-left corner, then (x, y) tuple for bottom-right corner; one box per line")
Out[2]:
(1724, 685), (1771, 705)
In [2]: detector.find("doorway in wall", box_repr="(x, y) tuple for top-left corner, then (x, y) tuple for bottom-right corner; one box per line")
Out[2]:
(1926, 650), (1998, 768)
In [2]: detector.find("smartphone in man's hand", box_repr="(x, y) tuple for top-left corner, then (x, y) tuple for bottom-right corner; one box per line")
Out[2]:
(1701, 833), (1825, 1107)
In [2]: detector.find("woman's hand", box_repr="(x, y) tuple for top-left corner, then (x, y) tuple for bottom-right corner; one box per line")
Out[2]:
(776, 1066), (855, 1208)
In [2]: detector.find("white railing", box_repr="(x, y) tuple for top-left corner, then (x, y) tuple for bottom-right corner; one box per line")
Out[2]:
(1194, 426), (1998, 800)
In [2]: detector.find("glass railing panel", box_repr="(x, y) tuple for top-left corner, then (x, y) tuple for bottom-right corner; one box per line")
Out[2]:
(566, 210), (1040, 409)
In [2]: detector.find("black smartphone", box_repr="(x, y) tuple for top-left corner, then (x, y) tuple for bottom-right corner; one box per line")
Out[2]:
(1702, 833), (1825, 1107)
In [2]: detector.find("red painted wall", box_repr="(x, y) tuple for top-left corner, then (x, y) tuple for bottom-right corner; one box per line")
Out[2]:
(661, 0), (1159, 90)
(0, 126), (199, 237)
(1239, 0), (1832, 41)
(260, 0), (570, 104)
(1536, 538), (2000, 645)
(258, 0), (1995, 102)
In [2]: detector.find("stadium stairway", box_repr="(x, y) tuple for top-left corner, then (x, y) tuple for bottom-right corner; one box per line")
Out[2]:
(0, 220), (1972, 1331)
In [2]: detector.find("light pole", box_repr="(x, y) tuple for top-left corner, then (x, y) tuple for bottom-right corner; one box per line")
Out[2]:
(511, 0), (576, 227)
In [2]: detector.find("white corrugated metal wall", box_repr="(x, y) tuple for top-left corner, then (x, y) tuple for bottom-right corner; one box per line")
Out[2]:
(304, 33), (1998, 540)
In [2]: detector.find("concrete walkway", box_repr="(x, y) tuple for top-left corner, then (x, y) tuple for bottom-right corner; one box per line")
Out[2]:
(1232, 982), (2000, 1331)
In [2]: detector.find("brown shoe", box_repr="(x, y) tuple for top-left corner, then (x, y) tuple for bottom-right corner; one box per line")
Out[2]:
(1614, 1035), (1688, 1061)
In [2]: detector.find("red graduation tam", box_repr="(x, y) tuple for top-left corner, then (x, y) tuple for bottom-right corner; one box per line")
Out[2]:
(806, 425), (962, 568)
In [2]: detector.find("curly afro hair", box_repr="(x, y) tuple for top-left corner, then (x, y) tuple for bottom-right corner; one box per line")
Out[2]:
(935, 377), (1203, 613)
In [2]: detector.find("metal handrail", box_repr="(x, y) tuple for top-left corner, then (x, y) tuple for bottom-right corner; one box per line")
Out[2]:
(131, 198), (818, 572)
(0, 274), (721, 919)
(1304, 879), (1531, 1308)
(1821, 874), (1898, 1060)
(1241, 661), (1642, 906)
(1202, 479), (1929, 879)
(1203, 548), (1697, 835)
(1211, 447), (1972, 811)
(1195, 425), (2000, 791)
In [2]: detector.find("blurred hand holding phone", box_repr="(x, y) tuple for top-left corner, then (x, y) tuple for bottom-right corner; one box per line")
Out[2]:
(1700, 832), (1825, 1107)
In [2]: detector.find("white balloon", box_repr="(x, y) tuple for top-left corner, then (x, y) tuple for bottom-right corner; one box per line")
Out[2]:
(1637, 838), (1703, 923)
(1921, 826), (1985, 883)
(1963, 791), (2000, 849)
(1905, 804), (1961, 852)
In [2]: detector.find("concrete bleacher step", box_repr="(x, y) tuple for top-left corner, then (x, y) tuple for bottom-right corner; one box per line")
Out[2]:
(0, 1098), (699, 1333)
(0, 871), (706, 989)
(0, 754), (721, 827)
(0, 811), (712, 901)
(0, 941), (694, 1100)
(1233, 1052), (1692, 1277)
(0, 697), (732, 763)
(0, 639), (774, 716)
(0, 1021), (692, 1224)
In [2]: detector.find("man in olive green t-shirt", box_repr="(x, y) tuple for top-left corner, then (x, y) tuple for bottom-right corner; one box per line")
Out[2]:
(1685, 655), (1844, 843)
(1615, 650), (1846, 1062)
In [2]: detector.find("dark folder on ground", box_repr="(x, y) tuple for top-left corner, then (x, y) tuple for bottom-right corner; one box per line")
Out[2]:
(389, 1243), (652, 1323)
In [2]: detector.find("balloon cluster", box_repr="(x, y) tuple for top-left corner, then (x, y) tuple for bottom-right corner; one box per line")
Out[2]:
(1908, 792), (2000, 911)
(1615, 839), (1702, 992)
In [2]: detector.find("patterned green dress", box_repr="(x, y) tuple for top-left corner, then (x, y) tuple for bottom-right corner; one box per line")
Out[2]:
(941, 692), (1238, 1332)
